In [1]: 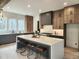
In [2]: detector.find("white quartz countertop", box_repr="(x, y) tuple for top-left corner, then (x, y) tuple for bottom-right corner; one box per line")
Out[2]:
(17, 35), (64, 46)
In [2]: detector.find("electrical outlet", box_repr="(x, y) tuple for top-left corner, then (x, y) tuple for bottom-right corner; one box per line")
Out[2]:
(75, 43), (77, 45)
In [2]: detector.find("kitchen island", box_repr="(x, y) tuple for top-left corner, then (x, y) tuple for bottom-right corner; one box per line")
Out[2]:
(16, 35), (64, 59)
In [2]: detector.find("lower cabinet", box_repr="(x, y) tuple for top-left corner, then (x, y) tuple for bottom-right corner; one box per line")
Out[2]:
(0, 33), (33, 45)
(0, 34), (16, 45)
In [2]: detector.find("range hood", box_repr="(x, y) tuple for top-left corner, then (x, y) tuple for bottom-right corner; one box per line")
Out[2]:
(0, 0), (10, 8)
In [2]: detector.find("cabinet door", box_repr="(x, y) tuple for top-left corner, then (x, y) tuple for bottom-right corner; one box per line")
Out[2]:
(64, 7), (75, 23)
(27, 16), (33, 33)
(75, 5), (79, 23)
(25, 16), (33, 33)
(59, 11), (64, 29)
(53, 10), (64, 29)
(40, 11), (53, 28)
(53, 12), (57, 29)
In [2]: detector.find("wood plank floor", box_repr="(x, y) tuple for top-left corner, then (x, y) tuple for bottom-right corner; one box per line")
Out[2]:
(0, 43), (79, 59)
(64, 48), (79, 59)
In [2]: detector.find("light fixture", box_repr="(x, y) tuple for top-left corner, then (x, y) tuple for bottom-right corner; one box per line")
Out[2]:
(64, 2), (68, 6)
(39, 9), (42, 13)
(7, 7), (10, 9)
(27, 4), (31, 8)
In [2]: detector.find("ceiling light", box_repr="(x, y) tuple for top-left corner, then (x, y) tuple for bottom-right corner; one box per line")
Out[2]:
(39, 9), (42, 13)
(64, 2), (68, 6)
(27, 4), (31, 8)
(7, 7), (10, 9)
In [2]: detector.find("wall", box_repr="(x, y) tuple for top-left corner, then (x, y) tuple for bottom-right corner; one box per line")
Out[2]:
(33, 14), (40, 32)
(66, 24), (79, 48)
(3, 11), (25, 19)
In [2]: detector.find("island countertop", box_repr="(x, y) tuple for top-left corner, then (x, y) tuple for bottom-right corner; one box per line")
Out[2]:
(17, 35), (64, 59)
(17, 35), (64, 46)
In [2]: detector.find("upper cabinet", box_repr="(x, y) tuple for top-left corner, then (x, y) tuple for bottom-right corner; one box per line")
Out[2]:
(53, 4), (79, 29)
(40, 4), (79, 29)
(25, 16), (33, 33)
(53, 9), (64, 29)
(40, 11), (53, 28)
(74, 5), (79, 23)
(64, 4), (79, 24)
(64, 7), (75, 23)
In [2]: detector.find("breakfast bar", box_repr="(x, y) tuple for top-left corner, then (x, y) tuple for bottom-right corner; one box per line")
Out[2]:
(16, 35), (64, 59)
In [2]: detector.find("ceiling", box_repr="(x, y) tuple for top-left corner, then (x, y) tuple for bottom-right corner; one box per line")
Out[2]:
(3, 0), (79, 16)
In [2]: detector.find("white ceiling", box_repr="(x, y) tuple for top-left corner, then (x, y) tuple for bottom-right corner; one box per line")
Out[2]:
(3, 0), (79, 16)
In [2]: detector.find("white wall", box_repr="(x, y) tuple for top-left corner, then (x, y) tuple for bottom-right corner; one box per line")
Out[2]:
(66, 24), (79, 48)
(3, 11), (25, 19)
(33, 14), (40, 32)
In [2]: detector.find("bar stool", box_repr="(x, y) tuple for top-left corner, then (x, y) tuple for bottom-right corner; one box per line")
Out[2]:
(16, 42), (27, 53)
(26, 43), (37, 59)
(35, 46), (47, 59)
(20, 42), (33, 56)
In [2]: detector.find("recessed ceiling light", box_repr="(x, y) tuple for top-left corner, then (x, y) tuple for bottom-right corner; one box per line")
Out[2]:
(39, 9), (42, 13)
(64, 2), (68, 6)
(27, 4), (31, 8)
(7, 7), (10, 9)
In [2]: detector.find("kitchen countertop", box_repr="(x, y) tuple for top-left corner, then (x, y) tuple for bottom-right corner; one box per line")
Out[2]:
(40, 33), (64, 39)
(17, 35), (64, 46)
(0, 32), (33, 35)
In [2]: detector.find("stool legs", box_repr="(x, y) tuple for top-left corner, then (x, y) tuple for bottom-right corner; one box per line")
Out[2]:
(27, 49), (34, 59)
(35, 53), (42, 59)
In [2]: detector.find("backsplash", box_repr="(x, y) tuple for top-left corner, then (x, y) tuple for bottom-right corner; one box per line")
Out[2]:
(40, 25), (53, 33)
(40, 25), (63, 36)
(52, 29), (63, 36)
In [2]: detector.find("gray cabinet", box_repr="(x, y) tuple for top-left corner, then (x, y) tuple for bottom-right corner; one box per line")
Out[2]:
(40, 11), (53, 28)
(0, 33), (33, 45)
(0, 34), (16, 45)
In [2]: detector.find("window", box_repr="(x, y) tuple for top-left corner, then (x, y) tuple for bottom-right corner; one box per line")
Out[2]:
(8, 19), (17, 33)
(0, 18), (25, 33)
(0, 17), (7, 32)
(18, 19), (24, 33)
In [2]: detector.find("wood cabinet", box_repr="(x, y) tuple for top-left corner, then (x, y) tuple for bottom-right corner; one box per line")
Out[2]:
(40, 11), (53, 28)
(40, 4), (79, 29)
(74, 5), (79, 23)
(64, 4), (79, 24)
(64, 7), (75, 23)
(53, 9), (64, 29)
(25, 16), (33, 33)
(53, 4), (79, 29)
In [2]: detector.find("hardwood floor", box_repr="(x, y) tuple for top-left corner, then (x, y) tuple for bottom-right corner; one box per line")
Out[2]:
(0, 43), (79, 59)
(64, 48), (79, 59)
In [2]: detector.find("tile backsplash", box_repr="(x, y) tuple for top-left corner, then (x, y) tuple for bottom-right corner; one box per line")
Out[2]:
(40, 25), (63, 36)
(52, 29), (63, 36)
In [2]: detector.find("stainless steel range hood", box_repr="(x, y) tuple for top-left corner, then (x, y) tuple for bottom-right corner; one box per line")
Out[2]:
(0, 0), (10, 8)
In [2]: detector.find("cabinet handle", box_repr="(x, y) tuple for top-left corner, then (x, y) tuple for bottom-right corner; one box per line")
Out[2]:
(70, 19), (72, 23)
